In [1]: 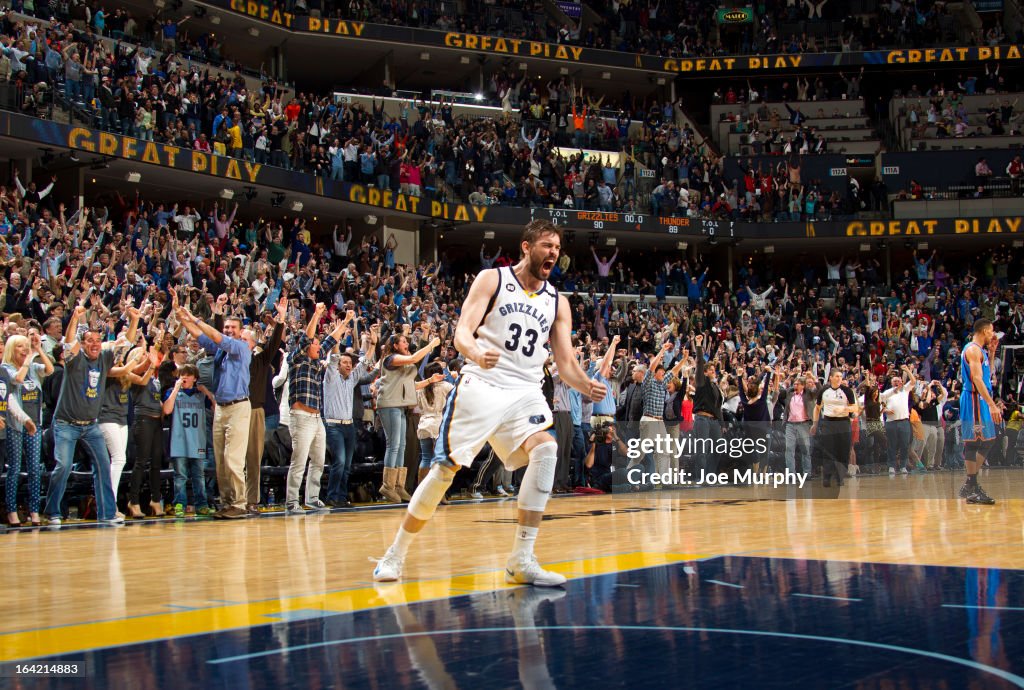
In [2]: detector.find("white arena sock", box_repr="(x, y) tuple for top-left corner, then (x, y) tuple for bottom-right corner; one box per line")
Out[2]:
(511, 525), (540, 561)
(392, 527), (416, 558)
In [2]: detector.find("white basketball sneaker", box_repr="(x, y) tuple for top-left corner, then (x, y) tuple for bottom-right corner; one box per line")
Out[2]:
(505, 555), (567, 587)
(372, 547), (405, 582)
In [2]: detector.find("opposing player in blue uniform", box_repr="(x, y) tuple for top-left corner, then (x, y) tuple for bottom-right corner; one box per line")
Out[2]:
(959, 318), (1002, 505)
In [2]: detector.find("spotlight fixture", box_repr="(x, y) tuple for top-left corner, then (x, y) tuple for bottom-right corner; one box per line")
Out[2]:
(39, 148), (55, 166)
(219, 188), (235, 200)
(243, 186), (257, 201)
(125, 171), (142, 183)
(290, 201), (303, 212)
(271, 192), (286, 208)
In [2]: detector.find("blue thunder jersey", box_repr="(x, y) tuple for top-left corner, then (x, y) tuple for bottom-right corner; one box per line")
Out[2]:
(165, 388), (207, 459)
(960, 342), (996, 442)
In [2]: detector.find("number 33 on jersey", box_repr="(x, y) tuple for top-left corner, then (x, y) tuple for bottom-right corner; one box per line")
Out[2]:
(466, 266), (559, 388)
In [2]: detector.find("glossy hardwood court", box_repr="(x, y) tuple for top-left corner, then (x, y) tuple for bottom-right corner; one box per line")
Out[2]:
(3, 469), (1024, 687)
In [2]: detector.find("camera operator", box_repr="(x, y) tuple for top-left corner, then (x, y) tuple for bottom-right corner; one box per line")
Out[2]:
(584, 421), (630, 492)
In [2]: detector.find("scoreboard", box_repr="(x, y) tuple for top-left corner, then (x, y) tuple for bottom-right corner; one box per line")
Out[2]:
(527, 208), (737, 238)
(528, 208), (651, 232)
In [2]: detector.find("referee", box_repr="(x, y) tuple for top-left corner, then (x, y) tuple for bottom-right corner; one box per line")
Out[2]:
(811, 369), (860, 488)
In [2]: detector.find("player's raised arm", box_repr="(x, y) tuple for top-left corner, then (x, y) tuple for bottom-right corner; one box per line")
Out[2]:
(453, 268), (502, 369)
(550, 294), (606, 403)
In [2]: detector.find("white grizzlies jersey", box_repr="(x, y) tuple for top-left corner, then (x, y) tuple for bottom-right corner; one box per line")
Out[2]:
(463, 266), (559, 389)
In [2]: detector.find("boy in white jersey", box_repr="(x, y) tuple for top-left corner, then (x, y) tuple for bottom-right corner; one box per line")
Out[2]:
(373, 220), (607, 586)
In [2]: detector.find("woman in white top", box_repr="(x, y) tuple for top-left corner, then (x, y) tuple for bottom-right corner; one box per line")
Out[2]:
(414, 361), (455, 486)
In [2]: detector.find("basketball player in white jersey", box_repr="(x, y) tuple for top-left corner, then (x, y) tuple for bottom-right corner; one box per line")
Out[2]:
(373, 220), (607, 586)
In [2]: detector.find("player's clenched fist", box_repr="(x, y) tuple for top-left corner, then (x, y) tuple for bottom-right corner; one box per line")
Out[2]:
(588, 379), (608, 403)
(477, 349), (501, 369)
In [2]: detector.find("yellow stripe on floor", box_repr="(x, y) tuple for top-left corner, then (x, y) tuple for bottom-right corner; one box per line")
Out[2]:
(0, 551), (703, 662)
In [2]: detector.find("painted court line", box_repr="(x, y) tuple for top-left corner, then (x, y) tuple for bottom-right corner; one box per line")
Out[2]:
(705, 579), (744, 589)
(792, 593), (862, 603)
(205, 624), (1024, 687)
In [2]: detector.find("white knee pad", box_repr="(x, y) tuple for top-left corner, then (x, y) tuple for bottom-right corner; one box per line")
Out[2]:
(407, 464), (456, 521)
(518, 441), (557, 513)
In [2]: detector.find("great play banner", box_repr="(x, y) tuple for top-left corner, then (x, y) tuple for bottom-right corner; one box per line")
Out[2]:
(2, 112), (1021, 241)
(211, 0), (1023, 75)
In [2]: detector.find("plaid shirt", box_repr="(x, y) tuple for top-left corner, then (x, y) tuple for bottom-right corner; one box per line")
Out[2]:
(287, 332), (338, 412)
(642, 369), (668, 418)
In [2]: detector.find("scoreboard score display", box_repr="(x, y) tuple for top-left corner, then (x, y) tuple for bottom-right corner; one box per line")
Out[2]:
(528, 208), (649, 232)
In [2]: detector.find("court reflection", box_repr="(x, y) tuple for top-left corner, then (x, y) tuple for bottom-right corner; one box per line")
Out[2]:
(16, 556), (1017, 689)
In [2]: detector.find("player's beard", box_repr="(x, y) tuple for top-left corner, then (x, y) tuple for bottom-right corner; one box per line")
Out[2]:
(529, 251), (555, 282)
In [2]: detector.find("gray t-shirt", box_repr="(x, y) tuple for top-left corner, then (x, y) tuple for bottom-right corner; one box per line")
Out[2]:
(194, 353), (215, 390)
(55, 349), (115, 423)
(132, 378), (164, 418)
(2, 362), (47, 424)
(98, 380), (131, 425)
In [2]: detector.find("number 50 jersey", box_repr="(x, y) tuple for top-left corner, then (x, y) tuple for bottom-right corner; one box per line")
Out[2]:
(463, 266), (559, 389)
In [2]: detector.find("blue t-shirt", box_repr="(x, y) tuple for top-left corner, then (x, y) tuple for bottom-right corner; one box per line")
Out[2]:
(587, 363), (616, 416)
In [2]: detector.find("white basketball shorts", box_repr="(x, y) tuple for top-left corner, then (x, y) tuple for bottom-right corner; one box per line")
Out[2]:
(435, 373), (553, 471)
